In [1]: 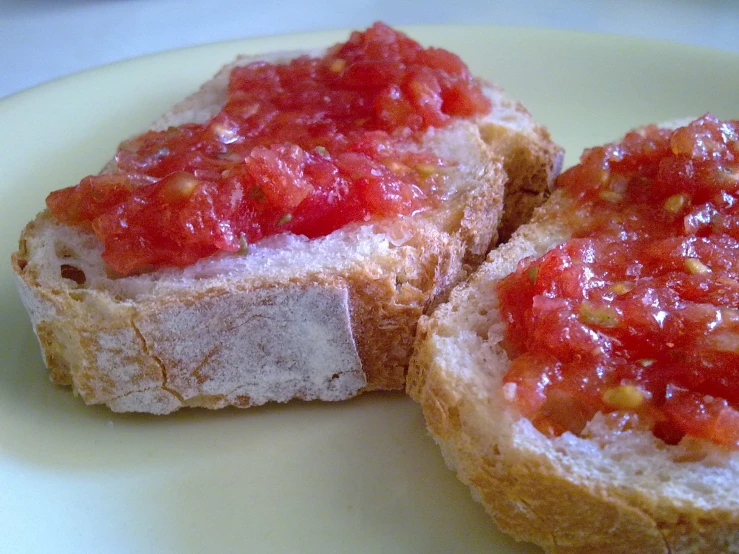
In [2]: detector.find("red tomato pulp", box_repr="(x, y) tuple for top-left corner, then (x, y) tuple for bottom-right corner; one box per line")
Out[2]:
(498, 115), (739, 448)
(47, 23), (491, 274)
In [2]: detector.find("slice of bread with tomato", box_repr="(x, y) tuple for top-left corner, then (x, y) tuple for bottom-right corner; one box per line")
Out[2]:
(408, 115), (739, 553)
(11, 23), (562, 414)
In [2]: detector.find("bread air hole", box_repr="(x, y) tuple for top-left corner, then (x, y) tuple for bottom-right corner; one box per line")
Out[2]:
(60, 264), (87, 286)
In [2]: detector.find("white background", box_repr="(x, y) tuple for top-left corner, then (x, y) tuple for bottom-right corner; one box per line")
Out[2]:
(3, 0), (739, 100)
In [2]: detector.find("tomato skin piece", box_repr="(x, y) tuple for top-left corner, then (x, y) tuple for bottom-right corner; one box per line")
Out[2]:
(663, 385), (739, 448)
(46, 23), (489, 274)
(244, 145), (314, 211)
(442, 82), (492, 117)
(498, 115), (739, 449)
(46, 174), (139, 226)
(402, 67), (447, 128)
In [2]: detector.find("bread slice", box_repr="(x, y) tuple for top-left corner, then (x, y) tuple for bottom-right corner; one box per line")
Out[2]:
(407, 145), (739, 551)
(11, 48), (562, 414)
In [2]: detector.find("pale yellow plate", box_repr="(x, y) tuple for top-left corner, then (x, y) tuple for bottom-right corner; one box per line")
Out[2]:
(2, 25), (739, 554)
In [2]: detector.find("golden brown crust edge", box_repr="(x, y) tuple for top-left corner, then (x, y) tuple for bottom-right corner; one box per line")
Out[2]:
(478, 87), (564, 243)
(406, 192), (739, 554)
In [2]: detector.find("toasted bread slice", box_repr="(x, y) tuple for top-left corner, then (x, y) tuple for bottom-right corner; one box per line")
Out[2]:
(12, 48), (562, 415)
(407, 127), (739, 553)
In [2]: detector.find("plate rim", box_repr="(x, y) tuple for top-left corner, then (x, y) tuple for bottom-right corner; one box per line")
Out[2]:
(4, 23), (739, 106)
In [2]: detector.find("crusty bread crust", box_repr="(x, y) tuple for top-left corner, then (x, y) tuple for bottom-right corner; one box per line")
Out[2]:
(407, 188), (739, 553)
(12, 47), (562, 414)
(477, 85), (563, 242)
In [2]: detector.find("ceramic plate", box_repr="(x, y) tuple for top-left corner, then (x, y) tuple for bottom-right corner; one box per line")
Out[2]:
(2, 25), (739, 554)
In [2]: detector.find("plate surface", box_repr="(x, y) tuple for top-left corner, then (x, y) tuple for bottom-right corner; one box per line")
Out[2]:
(2, 25), (739, 554)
